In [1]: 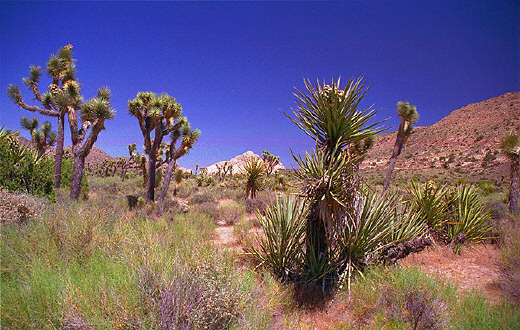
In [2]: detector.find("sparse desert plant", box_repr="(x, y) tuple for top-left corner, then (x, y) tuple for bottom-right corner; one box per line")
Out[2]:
(384, 101), (419, 192)
(245, 197), (266, 214)
(243, 157), (265, 199)
(218, 200), (245, 225)
(188, 192), (216, 205)
(500, 133), (519, 214)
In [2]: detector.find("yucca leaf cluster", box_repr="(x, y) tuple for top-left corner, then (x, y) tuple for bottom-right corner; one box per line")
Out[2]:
(407, 180), (492, 248)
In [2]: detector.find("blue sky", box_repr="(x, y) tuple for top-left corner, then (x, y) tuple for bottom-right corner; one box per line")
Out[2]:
(1, 1), (518, 170)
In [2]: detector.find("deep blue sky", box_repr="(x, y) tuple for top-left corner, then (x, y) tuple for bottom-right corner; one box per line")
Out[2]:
(1, 1), (518, 170)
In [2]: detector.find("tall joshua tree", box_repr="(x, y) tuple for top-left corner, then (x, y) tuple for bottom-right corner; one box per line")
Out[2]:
(262, 150), (280, 176)
(383, 101), (419, 192)
(7, 45), (75, 188)
(286, 78), (383, 285)
(21, 116), (56, 158)
(501, 133), (520, 214)
(69, 87), (116, 199)
(157, 121), (200, 214)
(128, 92), (185, 201)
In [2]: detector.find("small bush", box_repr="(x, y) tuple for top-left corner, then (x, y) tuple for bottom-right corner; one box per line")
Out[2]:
(245, 198), (266, 214)
(0, 188), (47, 225)
(218, 201), (245, 225)
(188, 193), (216, 205)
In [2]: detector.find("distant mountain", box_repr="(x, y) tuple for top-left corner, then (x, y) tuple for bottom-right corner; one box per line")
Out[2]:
(364, 92), (520, 179)
(205, 151), (285, 174)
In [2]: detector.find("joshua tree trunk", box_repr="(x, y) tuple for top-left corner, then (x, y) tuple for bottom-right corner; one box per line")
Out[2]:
(70, 154), (86, 199)
(54, 114), (65, 188)
(383, 118), (407, 192)
(146, 154), (157, 201)
(157, 161), (177, 214)
(121, 162), (128, 181)
(509, 156), (519, 214)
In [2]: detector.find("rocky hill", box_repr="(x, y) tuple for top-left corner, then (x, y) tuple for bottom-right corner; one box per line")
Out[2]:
(363, 92), (519, 180)
(205, 151), (285, 174)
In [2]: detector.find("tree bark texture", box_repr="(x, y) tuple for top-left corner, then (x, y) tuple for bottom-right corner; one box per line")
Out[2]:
(146, 154), (157, 201)
(53, 114), (65, 188)
(69, 154), (85, 199)
(383, 118), (408, 192)
(157, 161), (177, 215)
(305, 203), (328, 276)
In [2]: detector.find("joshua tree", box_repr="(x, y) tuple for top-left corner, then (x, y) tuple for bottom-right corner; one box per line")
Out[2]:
(21, 117), (57, 158)
(7, 45), (76, 188)
(383, 101), (419, 192)
(286, 78), (383, 287)
(128, 92), (184, 201)
(501, 133), (520, 214)
(262, 150), (280, 176)
(68, 87), (116, 199)
(128, 144), (148, 186)
(156, 122), (200, 214)
(243, 157), (265, 199)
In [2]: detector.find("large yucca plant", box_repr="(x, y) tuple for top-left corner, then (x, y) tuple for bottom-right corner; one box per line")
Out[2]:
(250, 195), (308, 282)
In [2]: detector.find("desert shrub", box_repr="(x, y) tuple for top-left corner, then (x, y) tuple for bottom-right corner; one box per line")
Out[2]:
(0, 188), (47, 225)
(188, 192), (216, 205)
(218, 201), (245, 225)
(498, 219), (520, 305)
(192, 201), (219, 220)
(349, 267), (520, 329)
(0, 129), (54, 200)
(408, 180), (449, 229)
(245, 197), (266, 214)
(59, 157), (89, 198)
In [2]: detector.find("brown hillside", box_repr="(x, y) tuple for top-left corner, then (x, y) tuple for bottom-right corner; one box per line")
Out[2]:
(364, 92), (520, 180)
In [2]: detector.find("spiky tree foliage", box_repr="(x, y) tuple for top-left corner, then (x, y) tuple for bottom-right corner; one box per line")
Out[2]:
(262, 150), (280, 176)
(128, 92), (184, 201)
(286, 77), (384, 289)
(501, 133), (520, 214)
(157, 121), (200, 215)
(21, 117), (57, 158)
(383, 101), (419, 192)
(68, 87), (115, 199)
(243, 157), (265, 200)
(7, 45), (77, 188)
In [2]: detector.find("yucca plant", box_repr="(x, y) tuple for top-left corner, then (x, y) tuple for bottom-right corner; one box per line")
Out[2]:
(407, 179), (450, 229)
(250, 195), (308, 282)
(333, 191), (425, 291)
(285, 77), (384, 290)
(446, 184), (491, 244)
(242, 157), (265, 199)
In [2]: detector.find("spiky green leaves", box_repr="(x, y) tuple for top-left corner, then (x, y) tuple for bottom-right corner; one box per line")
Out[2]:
(46, 45), (75, 79)
(287, 78), (385, 154)
(501, 134), (520, 158)
(128, 92), (182, 122)
(243, 157), (265, 199)
(397, 101), (419, 124)
(81, 88), (116, 123)
(22, 65), (42, 87)
(7, 85), (22, 104)
(20, 116), (38, 131)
